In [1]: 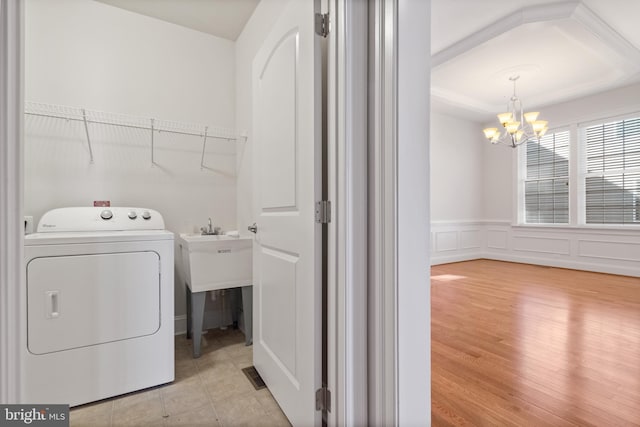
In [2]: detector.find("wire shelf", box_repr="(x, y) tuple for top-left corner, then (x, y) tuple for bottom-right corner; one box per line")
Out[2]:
(24, 101), (247, 167)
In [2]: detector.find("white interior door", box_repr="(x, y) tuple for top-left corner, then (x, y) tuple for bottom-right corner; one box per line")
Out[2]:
(252, 0), (322, 425)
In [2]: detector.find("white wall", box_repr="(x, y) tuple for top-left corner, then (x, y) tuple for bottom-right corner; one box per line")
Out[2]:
(432, 83), (640, 276)
(24, 0), (238, 327)
(482, 138), (513, 221)
(430, 111), (488, 264)
(235, 0), (289, 236)
(430, 112), (484, 222)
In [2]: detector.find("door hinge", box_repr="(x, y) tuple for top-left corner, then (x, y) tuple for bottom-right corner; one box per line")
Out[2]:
(315, 387), (331, 412)
(315, 13), (330, 37)
(315, 200), (331, 224)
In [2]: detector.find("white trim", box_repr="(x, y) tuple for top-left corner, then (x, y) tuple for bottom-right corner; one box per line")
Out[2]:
(327, 0), (369, 425)
(541, 102), (640, 130)
(368, 0), (398, 424)
(431, 2), (640, 68)
(571, 3), (640, 65)
(569, 123), (580, 225)
(485, 253), (640, 278)
(577, 110), (640, 131)
(517, 126), (572, 226)
(511, 224), (640, 234)
(435, 220), (640, 277)
(431, 219), (485, 226)
(397, 0), (430, 425)
(0, 0), (24, 404)
(174, 315), (188, 335)
(434, 219), (640, 235)
(326, 0), (341, 422)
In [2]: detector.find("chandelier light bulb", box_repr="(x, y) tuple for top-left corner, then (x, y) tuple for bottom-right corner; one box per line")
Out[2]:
(505, 121), (520, 135)
(524, 112), (540, 123)
(483, 128), (498, 139)
(497, 112), (513, 126)
(532, 120), (548, 135)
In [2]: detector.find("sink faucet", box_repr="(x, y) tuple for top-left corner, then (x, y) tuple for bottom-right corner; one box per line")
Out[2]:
(200, 218), (221, 235)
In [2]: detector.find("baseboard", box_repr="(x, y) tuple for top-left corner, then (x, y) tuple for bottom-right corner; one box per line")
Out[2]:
(431, 252), (482, 266)
(482, 253), (640, 277)
(174, 315), (187, 336)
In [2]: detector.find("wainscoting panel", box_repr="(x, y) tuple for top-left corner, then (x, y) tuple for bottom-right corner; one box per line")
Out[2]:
(435, 231), (458, 252)
(432, 221), (640, 277)
(578, 239), (640, 262)
(486, 229), (508, 250)
(513, 236), (571, 255)
(431, 222), (484, 265)
(460, 230), (481, 250)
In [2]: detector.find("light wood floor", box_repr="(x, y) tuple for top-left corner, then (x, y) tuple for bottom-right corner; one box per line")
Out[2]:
(431, 259), (640, 427)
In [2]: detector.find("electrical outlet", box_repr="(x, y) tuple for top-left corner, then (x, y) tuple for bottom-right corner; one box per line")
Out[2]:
(24, 216), (34, 234)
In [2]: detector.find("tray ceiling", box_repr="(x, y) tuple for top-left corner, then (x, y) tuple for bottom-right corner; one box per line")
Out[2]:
(432, 0), (640, 121)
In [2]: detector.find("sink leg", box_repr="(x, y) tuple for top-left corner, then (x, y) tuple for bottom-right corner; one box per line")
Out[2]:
(186, 285), (192, 340)
(191, 291), (206, 358)
(241, 285), (253, 346)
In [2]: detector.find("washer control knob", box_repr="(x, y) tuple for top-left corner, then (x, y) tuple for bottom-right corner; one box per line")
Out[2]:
(141, 211), (151, 220)
(100, 210), (113, 220)
(128, 211), (137, 220)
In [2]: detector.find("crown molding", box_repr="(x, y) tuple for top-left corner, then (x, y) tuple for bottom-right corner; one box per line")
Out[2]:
(431, 1), (640, 69)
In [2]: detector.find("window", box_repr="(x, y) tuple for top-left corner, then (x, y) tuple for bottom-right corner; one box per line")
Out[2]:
(584, 117), (640, 224)
(524, 130), (570, 224)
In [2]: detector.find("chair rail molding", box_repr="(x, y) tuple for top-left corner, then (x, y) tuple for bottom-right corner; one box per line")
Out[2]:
(432, 220), (640, 277)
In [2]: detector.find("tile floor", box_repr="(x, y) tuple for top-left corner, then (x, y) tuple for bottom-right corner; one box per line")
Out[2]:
(69, 329), (291, 427)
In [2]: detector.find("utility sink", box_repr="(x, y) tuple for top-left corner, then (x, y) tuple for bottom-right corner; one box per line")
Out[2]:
(178, 233), (254, 357)
(178, 233), (253, 293)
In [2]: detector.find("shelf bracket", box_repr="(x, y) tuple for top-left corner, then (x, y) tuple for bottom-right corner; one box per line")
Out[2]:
(150, 118), (156, 167)
(200, 126), (209, 170)
(81, 109), (94, 164)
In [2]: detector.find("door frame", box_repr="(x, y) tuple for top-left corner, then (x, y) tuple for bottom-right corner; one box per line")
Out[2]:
(394, 0), (431, 424)
(0, 0), (24, 404)
(326, 0), (369, 425)
(328, 0), (431, 425)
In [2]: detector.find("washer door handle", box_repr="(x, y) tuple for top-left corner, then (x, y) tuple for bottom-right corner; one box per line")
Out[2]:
(46, 291), (60, 319)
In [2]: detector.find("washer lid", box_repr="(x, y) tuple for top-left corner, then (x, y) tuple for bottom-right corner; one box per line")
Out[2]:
(36, 207), (165, 232)
(24, 229), (174, 246)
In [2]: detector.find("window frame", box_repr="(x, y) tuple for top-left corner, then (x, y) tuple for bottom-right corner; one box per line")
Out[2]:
(517, 111), (640, 230)
(518, 126), (571, 225)
(578, 112), (640, 227)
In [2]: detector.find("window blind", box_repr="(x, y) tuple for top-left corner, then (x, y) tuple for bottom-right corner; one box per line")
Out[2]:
(585, 117), (640, 224)
(524, 131), (570, 224)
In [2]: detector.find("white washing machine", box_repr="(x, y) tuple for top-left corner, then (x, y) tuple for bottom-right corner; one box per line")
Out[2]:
(22, 207), (174, 406)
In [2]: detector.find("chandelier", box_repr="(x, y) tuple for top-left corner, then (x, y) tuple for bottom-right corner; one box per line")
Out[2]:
(482, 76), (548, 148)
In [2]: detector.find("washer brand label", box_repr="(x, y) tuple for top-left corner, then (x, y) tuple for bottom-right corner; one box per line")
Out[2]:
(217, 249), (232, 254)
(0, 405), (68, 426)
(41, 224), (56, 228)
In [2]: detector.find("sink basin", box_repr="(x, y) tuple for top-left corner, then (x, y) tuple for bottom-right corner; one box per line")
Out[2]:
(178, 233), (252, 292)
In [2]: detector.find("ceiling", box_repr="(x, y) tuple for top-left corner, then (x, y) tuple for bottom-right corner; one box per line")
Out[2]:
(94, 0), (260, 41)
(93, 0), (640, 122)
(432, 0), (640, 121)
